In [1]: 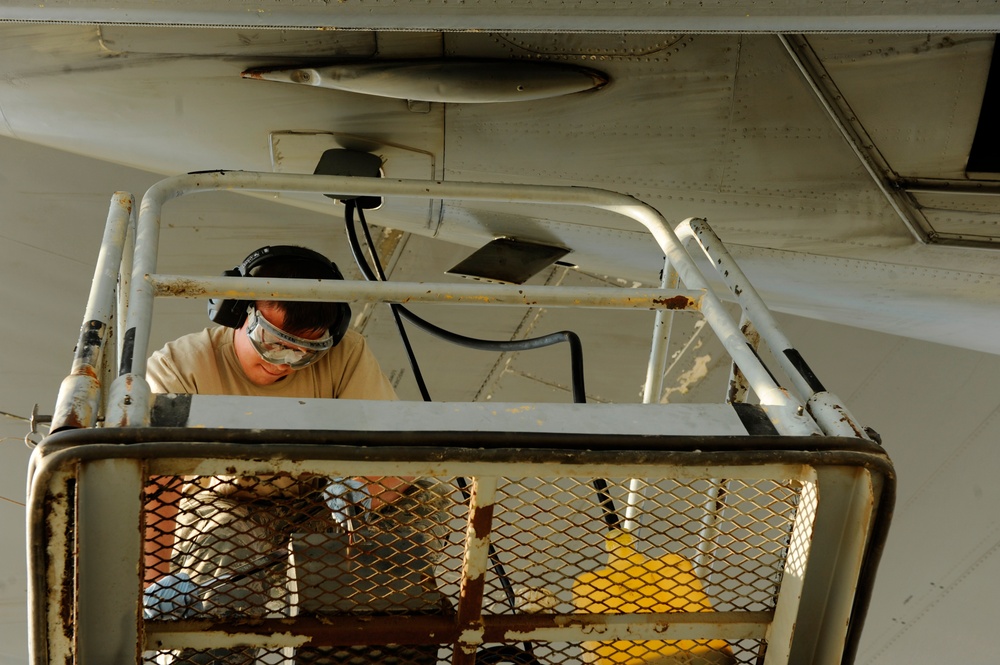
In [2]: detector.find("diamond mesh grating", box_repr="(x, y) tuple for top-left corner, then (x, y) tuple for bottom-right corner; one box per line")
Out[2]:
(142, 472), (802, 665)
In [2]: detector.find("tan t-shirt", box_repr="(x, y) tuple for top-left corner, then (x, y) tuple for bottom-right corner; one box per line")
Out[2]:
(146, 326), (397, 401)
(145, 326), (398, 499)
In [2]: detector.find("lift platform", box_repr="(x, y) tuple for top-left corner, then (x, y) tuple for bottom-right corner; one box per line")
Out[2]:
(29, 173), (893, 665)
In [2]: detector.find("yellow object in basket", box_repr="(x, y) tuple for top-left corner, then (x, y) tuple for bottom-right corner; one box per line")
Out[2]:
(572, 530), (736, 665)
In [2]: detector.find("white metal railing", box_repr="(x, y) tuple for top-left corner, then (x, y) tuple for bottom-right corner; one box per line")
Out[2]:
(51, 171), (866, 439)
(33, 173), (893, 665)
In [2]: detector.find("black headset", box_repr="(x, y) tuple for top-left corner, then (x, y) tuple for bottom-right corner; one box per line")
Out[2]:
(207, 245), (352, 346)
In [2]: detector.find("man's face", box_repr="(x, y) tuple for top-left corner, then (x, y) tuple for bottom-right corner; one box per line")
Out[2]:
(233, 302), (330, 386)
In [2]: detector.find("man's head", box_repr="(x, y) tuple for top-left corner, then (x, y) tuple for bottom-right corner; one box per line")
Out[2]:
(249, 251), (348, 335)
(209, 246), (352, 385)
(234, 301), (334, 385)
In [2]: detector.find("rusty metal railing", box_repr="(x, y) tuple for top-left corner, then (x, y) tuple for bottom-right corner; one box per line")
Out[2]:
(33, 173), (894, 665)
(29, 422), (894, 665)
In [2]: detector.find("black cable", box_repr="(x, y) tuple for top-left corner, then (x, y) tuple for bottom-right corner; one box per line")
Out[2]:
(592, 477), (620, 531)
(391, 305), (432, 401)
(347, 204), (589, 403)
(344, 203), (432, 401)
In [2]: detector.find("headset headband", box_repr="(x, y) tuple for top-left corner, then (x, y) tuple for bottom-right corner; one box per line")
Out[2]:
(207, 245), (352, 347)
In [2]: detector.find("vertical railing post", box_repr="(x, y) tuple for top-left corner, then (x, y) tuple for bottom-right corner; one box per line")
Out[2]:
(675, 218), (868, 440)
(50, 192), (134, 431)
(625, 256), (678, 535)
(453, 475), (499, 665)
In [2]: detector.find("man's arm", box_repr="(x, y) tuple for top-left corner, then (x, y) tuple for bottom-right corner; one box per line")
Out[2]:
(331, 331), (398, 401)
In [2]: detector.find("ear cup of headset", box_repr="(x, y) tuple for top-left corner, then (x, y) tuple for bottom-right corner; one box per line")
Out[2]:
(206, 246), (352, 347)
(206, 268), (251, 328)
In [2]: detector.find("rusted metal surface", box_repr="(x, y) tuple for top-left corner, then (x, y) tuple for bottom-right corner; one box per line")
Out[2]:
(50, 373), (101, 432)
(453, 476), (498, 665)
(50, 192), (133, 431)
(104, 372), (152, 428)
(145, 610), (772, 650)
(30, 466), (77, 665)
(31, 428), (894, 665)
(149, 276), (208, 298)
(807, 391), (871, 441)
(728, 317), (760, 405)
(652, 294), (698, 310)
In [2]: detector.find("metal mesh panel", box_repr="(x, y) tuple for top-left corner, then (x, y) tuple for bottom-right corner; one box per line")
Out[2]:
(478, 477), (797, 665)
(145, 474), (461, 613)
(143, 473), (802, 665)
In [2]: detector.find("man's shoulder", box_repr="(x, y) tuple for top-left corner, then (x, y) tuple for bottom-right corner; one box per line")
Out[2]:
(148, 328), (232, 378)
(147, 327), (233, 394)
(323, 328), (373, 366)
(338, 328), (365, 350)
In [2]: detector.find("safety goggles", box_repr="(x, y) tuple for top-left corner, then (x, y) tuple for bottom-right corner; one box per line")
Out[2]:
(244, 306), (333, 369)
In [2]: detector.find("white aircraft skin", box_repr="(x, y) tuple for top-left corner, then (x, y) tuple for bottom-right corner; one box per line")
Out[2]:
(1, 18), (999, 353)
(1, 3), (1000, 664)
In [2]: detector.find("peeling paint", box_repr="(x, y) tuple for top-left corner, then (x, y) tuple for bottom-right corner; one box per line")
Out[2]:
(661, 354), (712, 404)
(458, 628), (484, 643)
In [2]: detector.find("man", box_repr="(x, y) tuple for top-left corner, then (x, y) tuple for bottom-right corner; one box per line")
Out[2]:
(143, 246), (447, 665)
(147, 245), (393, 400)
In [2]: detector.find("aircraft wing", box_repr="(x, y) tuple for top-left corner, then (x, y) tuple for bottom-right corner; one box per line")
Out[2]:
(0, 10), (998, 352)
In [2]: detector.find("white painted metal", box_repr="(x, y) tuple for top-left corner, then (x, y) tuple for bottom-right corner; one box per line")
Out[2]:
(676, 218), (867, 439)
(786, 466), (884, 664)
(174, 395), (755, 436)
(0, 0), (999, 32)
(150, 274), (704, 311)
(244, 61), (607, 104)
(2, 28), (998, 352)
(111, 172), (805, 430)
(640, 257), (679, 406)
(626, 256), (677, 533)
(764, 473), (820, 664)
(76, 459), (144, 665)
(803, 469), (881, 663)
(26, 170), (893, 665)
(50, 192), (133, 431)
(779, 35), (932, 245)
